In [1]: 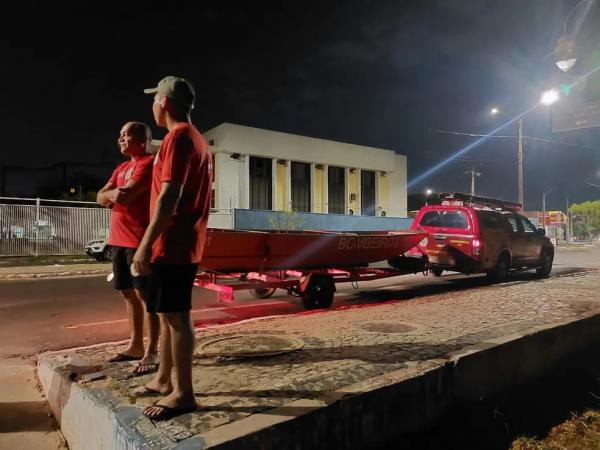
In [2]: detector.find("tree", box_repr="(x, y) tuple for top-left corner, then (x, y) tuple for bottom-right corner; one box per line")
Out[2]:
(569, 200), (600, 239)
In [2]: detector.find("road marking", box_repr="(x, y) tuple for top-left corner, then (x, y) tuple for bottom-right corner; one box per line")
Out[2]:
(65, 300), (292, 329)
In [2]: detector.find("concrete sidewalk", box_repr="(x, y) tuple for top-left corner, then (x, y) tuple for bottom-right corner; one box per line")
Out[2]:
(0, 358), (67, 450)
(38, 270), (600, 450)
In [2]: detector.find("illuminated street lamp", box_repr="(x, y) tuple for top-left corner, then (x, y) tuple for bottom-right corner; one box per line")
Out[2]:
(490, 90), (560, 207)
(425, 188), (433, 206)
(540, 89), (560, 106)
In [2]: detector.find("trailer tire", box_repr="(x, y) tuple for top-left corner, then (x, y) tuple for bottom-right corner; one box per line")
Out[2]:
(250, 287), (277, 299)
(302, 276), (335, 310)
(431, 268), (443, 277)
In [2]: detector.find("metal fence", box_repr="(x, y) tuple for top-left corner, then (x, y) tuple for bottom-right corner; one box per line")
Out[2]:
(0, 198), (109, 256)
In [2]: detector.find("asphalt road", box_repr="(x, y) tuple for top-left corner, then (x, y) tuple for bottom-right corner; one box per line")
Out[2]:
(0, 245), (598, 358)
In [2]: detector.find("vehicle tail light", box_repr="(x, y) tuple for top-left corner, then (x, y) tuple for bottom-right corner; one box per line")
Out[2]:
(472, 238), (482, 256)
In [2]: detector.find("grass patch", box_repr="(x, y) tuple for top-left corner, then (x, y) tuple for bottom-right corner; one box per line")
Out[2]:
(0, 254), (98, 267)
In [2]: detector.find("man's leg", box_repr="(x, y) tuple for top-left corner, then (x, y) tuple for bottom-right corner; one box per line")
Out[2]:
(143, 313), (173, 394)
(119, 289), (145, 357)
(143, 311), (196, 417)
(133, 289), (160, 375)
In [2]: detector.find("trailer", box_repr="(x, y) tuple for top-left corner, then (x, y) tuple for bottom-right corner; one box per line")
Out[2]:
(195, 255), (429, 310)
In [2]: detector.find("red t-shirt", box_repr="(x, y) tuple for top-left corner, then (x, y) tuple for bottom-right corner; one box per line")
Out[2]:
(107, 155), (153, 248)
(150, 123), (212, 264)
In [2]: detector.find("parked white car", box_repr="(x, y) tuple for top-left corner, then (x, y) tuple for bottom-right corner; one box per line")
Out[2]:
(84, 238), (113, 261)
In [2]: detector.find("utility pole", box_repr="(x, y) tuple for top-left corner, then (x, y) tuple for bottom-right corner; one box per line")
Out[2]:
(566, 196), (570, 242)
(517, 118), (524, 207)
(465, 167), (481, 196)
(542, 188), (552, 232)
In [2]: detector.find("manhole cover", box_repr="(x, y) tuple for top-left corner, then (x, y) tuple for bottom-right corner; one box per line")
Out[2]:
(361, 322), (416, 334)
(197, 334), (305, 358)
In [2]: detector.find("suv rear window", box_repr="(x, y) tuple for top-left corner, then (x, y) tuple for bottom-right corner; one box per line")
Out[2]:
(419, 210), (468, 229)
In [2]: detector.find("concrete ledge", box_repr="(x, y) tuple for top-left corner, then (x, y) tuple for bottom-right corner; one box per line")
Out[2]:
(38, 271), (600, 449)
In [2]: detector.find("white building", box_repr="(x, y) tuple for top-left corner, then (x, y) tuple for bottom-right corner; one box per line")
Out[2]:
(203, 123), (408, 218)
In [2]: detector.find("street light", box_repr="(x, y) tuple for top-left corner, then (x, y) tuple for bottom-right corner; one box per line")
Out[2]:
(425, 188), (433, 206)
(551, 0), (593, 72)
(490, 91), (560, 208)
(489, 106), (525, 207)
(540, 89), (560, 106)
(465, 167), (481, 196)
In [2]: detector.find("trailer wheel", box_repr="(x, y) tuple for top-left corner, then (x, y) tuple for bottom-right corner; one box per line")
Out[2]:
(430, 268), (443, 277)
(250, 287), (277, 299)
(302, 276), (335, 310)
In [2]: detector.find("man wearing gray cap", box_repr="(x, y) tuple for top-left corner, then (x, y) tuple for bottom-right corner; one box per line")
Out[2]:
(132, 76), (212, 421)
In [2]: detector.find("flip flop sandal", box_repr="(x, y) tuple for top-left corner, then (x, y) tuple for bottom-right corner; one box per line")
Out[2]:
(143, 403), (197, 421)
(108, 353), (143, 363)
(132, 362), (160, 376)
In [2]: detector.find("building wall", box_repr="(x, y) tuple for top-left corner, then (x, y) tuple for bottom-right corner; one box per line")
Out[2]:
(204, 123), (408, 217)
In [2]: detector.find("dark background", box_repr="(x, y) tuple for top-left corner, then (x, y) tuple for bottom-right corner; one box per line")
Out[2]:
(1, 0), (599, 210)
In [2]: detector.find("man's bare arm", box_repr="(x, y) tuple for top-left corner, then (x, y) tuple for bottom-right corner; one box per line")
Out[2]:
(97, 181), (116, 207)
(109, 179), (150, 205)
(132, 181), (183, 275)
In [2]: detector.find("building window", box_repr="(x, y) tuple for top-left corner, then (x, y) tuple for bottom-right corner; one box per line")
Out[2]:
(291, 162), (311, 212)
(361, 170), (375, 216)
(249, 156), (272, 210)
(328, 166), (345, 214)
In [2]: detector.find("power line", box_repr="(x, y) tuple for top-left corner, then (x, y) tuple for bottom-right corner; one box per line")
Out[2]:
(427, 128), (596, 151)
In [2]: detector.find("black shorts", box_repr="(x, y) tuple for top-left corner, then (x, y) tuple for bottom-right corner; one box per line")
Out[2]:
(145, 263), (198, 313)
(112, 246), (148, 292)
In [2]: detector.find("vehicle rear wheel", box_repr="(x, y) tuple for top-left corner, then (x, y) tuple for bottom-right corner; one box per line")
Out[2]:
(487, 253), (510, 283)
(536, 250), (553, 278)
(250, 287), (277, 299)
(301, 276), (335, 310)
(430, 268), (443, 277)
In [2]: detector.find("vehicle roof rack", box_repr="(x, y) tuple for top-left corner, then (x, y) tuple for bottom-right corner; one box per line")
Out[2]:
(439, 192), (522, 212)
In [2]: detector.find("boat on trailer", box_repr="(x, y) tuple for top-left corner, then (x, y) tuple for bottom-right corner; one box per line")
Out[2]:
(196, 229), (429, 310)
(200, 229), (428, 272)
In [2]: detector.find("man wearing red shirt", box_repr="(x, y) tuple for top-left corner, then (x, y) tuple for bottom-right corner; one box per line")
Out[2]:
(133, 77), (212, 421)
(97, 122), (159, 375)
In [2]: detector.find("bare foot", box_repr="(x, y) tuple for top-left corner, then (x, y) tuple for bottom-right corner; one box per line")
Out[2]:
(143, 378), (173, 396)
(120, 344), (144, 359)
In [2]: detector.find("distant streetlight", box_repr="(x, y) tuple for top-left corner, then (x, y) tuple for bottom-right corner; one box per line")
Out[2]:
(425, 188), (433, 206)
(490, 107), (500, 116)
(465, 167), (481, 196)
(540, 89), (560, 106)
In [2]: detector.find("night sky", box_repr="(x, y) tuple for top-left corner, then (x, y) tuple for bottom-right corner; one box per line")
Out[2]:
(2, 0), (599, 211)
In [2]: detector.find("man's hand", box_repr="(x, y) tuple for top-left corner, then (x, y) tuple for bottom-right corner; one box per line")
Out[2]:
(132, 245), (152, 277)
(106, 189), (119, 204)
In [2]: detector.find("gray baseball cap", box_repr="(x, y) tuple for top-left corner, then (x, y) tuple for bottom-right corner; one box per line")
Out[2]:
(144, 76), (195, 109)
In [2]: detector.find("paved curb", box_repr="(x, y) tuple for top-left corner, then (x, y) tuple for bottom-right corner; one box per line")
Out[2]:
(37, 271), (600, 450)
